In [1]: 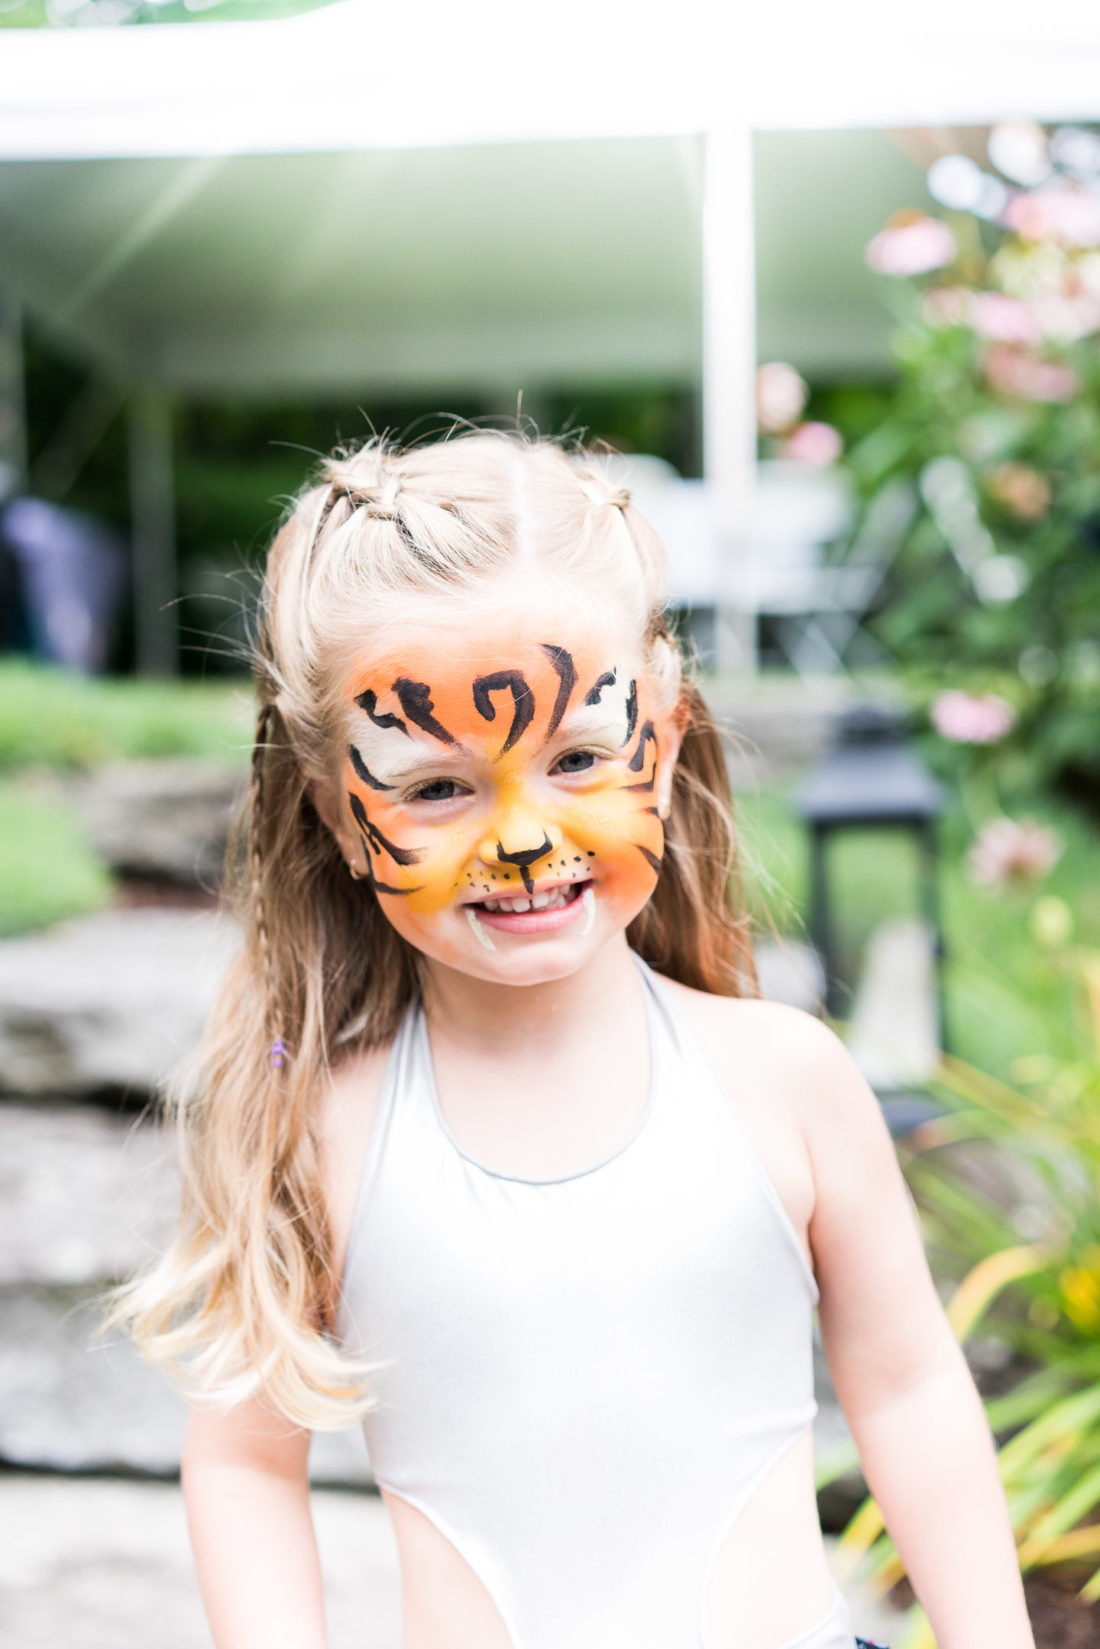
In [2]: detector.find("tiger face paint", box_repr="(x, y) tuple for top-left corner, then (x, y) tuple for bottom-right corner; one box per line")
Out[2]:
(331, 613), (682, 980)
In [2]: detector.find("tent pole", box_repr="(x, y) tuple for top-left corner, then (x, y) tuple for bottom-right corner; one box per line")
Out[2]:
(0, 287), (27, 496)
(702, 125), (758, 674)
(128, 387), (177, 676)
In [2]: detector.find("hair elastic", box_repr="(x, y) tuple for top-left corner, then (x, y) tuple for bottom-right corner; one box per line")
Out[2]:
(270, 1037), (287, 1070)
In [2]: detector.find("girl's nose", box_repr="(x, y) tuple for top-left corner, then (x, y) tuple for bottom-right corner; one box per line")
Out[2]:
(478, 820), (563, 869)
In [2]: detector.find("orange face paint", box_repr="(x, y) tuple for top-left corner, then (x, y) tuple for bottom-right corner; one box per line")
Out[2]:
(337, 616), (678, 975)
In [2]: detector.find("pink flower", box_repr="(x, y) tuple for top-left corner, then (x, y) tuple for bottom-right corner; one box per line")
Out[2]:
(930, 690), (1016, 743)
(756, 362), (808, 435)
(777, 421), (843, 466)
(1031, 290), (1100, 342)
(866, 211), (958, 277)
(1004, 183), (1100, 249)
(969, 291), (1042, 345)
(967, 817), (1063, 888)
(983, 344), (1078, 402)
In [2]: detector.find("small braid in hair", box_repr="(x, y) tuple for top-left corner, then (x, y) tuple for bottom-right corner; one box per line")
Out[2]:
(250, 702), (286, 1071)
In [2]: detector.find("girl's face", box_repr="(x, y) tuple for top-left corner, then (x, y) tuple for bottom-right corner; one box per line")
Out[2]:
(321, 598), (683, 987)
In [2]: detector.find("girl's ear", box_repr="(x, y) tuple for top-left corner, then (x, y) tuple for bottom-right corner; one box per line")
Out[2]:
(655, 695), (691, 821)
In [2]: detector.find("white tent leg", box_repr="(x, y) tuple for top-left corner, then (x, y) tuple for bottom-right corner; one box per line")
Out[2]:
(128, 387), (177, 676)
(702, 125), (758, 676)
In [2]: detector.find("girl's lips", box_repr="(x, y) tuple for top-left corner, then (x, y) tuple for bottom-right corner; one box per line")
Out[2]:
(469, 881), (591, 935)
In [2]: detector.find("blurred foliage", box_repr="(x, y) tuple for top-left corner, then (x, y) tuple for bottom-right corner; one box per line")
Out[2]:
(817, 949), (1100, 1643)
(0, 0), (336, 28)
(0, 658), (252, 768)
(0, 778), (114, 933)
(831, 127), (1100, 819)
(737, 762), (1100, 1085)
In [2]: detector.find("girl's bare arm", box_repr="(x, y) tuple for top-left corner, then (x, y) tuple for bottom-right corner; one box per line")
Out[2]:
(790, 1011), (1037, 1649)
(182, 1394), (324, 1649)
(178, 1047), (383, 1649)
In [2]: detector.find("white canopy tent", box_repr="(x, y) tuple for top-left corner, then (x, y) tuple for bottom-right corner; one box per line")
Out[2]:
(2, 1), (1100, 669)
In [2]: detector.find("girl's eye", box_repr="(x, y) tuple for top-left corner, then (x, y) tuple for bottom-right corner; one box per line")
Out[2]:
(409, 778), (468, 803)
(553, 750), (599, 776)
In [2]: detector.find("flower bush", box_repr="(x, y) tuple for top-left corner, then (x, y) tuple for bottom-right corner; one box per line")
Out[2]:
(841, 122), (1100, 815)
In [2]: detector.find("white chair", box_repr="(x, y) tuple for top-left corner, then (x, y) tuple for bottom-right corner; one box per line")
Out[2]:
(596, 454), (915, 677)
(734, 463), (917, 678)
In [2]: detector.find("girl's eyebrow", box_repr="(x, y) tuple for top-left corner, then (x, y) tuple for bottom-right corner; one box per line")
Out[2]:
(549, 701), (629, 743)
(350, 738), (471, 786)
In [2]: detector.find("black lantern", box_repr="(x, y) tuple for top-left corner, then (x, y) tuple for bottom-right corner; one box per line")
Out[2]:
(794, 703), (948, 1058)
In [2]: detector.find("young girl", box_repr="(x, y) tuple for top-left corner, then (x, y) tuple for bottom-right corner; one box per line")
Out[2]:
(117, 430), (1035, 1649)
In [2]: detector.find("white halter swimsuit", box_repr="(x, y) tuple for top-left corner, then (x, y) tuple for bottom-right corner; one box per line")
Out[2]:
(336, 953), (858, 1649)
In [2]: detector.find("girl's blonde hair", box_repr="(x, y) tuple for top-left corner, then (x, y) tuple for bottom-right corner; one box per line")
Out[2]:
(109, 428), (760, 1429)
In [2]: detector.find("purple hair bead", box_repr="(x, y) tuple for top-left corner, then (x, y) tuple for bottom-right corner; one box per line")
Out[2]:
(270, 1036), (287, 1070)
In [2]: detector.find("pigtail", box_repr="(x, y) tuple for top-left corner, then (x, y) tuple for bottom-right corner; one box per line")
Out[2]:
(250, 701), (287, 1071)
(627, 676), (759, 998)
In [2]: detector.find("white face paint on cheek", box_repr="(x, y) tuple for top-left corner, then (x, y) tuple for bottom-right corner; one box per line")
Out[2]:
(465, 906), (496, 951)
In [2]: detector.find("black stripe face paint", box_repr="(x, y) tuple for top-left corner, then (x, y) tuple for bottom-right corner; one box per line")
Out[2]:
(627, 720), (657, 773)
(472, 670), (536, 755)
(349, 746), (395, 792)
(540, 644), (577, 736)
(623, 679), (639, 744)
(392, 678), (457, 745)
(355, 687), (408, 735)
(348, 791), (425, 867)
(621, 720), (658, 792)
(584, 668), (617, 705)
(635, 843), (663, 874)
(493, 833), (556, 895)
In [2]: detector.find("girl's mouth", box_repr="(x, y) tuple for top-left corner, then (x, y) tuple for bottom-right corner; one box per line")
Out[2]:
(464, 879), (594, 938)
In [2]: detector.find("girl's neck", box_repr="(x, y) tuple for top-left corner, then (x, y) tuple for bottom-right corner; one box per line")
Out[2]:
(420, 933), (641, 1059)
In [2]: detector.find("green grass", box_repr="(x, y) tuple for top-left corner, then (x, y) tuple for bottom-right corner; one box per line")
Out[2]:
(0, 660), (254, 770)
(0, 779), (115, 936)
(736, 780), (1100, 1082)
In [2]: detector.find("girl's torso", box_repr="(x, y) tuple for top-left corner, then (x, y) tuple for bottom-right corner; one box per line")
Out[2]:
(323, 955), (854, 1649)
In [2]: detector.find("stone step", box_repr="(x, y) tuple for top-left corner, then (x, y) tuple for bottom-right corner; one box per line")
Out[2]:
(0, 907), (240, 1099)
(844, 917), (941, 1093)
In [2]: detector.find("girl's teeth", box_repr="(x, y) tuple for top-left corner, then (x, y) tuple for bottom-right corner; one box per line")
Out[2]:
(479, 886), (579, 915)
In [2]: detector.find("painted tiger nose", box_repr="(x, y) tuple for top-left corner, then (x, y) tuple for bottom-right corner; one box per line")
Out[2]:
(479, 823), (562, 866)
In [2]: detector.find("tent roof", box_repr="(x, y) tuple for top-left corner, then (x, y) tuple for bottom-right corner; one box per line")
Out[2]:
(2, 4), (1100, 396)
(6, 3), (1100, 159)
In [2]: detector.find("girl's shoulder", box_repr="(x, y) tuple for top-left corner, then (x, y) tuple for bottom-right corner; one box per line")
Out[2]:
(654, 970), (841, 1086)
(650, 969), (866, 1191)
(651, 974), (834, 1252)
